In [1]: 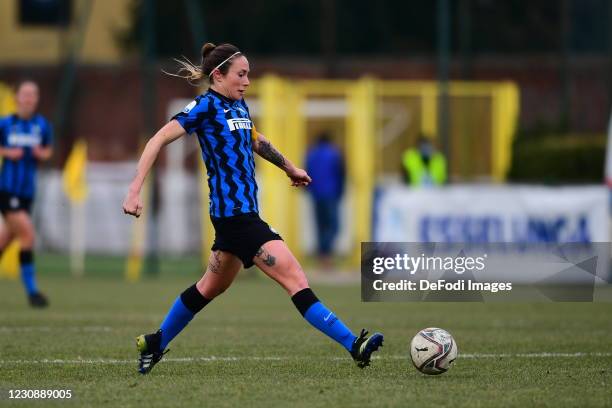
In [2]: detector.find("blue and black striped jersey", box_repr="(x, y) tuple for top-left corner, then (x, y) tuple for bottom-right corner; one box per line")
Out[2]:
(173, 89), (258, 218)
(0, 114), (53, 199)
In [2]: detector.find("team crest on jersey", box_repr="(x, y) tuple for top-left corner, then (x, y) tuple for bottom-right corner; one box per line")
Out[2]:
(226, 118), (252, 131)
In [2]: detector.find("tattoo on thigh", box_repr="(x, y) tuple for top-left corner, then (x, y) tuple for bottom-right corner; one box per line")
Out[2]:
(256, 247), (276, 267)
(209, 251), (222, 274)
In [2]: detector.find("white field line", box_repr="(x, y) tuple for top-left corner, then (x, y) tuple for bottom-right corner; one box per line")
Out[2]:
(0, 326), (112, 333)
(0, 352), (611, 365)
(383, 352), (612, 359)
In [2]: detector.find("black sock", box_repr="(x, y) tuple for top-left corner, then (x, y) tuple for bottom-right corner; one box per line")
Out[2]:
(291, 287), (319, 316)
(180, 284), (212, 314)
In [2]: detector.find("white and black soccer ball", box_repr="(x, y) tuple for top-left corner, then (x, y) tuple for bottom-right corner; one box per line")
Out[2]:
(410, 328), (458, 375)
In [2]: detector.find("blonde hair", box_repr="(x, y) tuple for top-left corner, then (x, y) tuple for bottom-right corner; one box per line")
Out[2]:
(163, 55), (205, 86)
(163, 43), (241, 86)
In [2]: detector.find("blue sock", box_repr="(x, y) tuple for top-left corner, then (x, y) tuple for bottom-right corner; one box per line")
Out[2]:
(292, 288), (357, 352)
(159, 297), (194, 350)
(19, 250), (38, 296)
(159, 284), (211, 350)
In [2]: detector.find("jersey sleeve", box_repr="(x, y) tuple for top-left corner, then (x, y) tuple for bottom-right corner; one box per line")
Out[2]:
(241, 100), (258, 142)
(41, 117), (53, 147)
(172, 96), (208, 135)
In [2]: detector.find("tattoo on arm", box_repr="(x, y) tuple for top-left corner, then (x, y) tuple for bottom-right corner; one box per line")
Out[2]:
(258, 140), (286, 169)
(209, 251), (222, 274)
(255, 247), (276, 267)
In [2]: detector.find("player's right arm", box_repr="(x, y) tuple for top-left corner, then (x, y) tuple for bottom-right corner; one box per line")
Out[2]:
(122, 120), (186, 218)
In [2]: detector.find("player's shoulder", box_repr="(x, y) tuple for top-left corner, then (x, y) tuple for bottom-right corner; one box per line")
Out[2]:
(33, 113), (50, 125)
(237, 98), (251, 115)
(0, 114), (15, 128)
(180, 93), (208, 114)
(29, 114), (52, 133)
(0, 113), (15, 122)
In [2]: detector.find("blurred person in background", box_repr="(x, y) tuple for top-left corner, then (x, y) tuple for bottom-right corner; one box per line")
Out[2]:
(0, 80), (53, 307)
(402, 135), (447, 187)
(305, 132), (345, 268)
(123, 42), (383, 375)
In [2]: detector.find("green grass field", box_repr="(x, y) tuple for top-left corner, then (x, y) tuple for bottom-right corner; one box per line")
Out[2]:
(1, 262), (611, 407)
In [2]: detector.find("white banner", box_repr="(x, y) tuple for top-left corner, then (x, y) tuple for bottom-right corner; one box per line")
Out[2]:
(375, 185), (609, 243)
(36, 166), (201, 254)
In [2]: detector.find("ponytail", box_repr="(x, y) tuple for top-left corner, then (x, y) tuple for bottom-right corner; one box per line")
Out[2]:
(164, 42), (241, 86)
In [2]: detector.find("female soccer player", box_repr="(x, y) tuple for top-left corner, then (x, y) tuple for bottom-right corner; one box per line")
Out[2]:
(0, 80), (53, 307)
(122, 43), (383, 374)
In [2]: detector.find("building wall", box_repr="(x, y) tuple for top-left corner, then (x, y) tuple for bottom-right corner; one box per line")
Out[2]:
(0, 0), (132, 64)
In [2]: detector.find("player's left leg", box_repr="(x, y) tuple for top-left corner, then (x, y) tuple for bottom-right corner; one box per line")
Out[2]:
(253, 240), (383, 368)
(5, 210), (47, 307)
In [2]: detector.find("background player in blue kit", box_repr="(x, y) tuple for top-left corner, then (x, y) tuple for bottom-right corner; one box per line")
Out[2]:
(122, 43), (384, 374)
(0, 80), (53, 307)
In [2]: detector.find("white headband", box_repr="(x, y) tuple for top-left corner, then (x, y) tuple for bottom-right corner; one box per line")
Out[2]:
(208, 52), (241, 77)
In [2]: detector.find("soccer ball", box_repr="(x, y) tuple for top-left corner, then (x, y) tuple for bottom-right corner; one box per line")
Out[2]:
(410, 328), (458, 375)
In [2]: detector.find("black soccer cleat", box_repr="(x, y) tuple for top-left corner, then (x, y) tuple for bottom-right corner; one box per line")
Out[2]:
(28, 292), (49, 308)
(350, 329), (384, 368)
(136, 329), (169, 374)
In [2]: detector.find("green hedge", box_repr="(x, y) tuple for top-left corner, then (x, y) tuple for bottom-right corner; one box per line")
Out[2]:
(507, 134), (606, 184)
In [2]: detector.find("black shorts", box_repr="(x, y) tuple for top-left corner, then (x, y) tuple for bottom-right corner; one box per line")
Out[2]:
(0, 192), (32, 214)
(211, 212), (283, 268)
